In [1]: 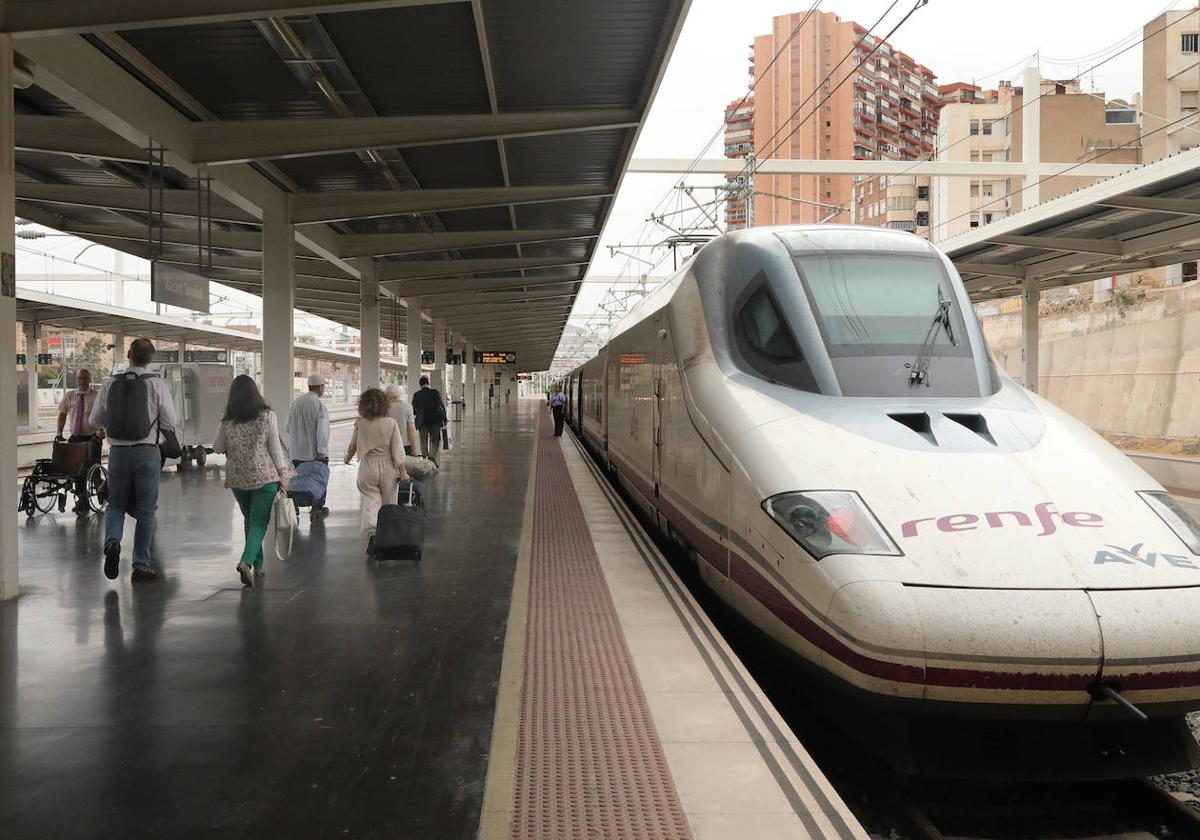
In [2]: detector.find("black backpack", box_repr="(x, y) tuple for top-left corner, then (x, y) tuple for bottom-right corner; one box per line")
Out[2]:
(106, 371), (156, 440)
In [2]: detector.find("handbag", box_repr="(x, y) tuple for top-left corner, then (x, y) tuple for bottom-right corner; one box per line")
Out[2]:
(268, 486), (298, 563)
(155, 417), (182, 460)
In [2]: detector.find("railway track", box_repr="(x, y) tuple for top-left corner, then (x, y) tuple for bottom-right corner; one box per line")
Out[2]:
(877, 776), (1200, 840)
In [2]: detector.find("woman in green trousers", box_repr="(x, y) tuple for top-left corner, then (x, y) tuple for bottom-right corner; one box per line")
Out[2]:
(213, 375), (294, 586)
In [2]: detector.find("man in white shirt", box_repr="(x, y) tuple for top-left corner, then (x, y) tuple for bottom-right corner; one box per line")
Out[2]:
(287, 374), (331, 514)
(89, 337), (178, 582)
(385, 383), (418, 456)
(56, 368), (102, 515)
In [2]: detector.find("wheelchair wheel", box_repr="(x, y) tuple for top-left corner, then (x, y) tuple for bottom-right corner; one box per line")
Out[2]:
(85, 463), (108, 513)
(31, 480), (57, 515)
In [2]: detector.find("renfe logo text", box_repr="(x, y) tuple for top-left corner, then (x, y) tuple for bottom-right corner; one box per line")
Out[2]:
(901, 501), (1102, 539)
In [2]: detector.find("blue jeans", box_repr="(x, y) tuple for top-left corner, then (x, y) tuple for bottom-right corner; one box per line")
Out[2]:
(104, 445), (161, 570)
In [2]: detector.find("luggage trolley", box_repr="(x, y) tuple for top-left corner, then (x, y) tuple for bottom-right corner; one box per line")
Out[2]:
(18, 441), (107, 517)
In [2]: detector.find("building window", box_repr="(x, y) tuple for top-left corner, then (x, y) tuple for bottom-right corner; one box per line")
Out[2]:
(1183, 33), (1199, 53)
(982, 121), (992, 135)
(969, 120), (979, 135)
(1182, 90), (1198, 113)
(1105, 108), (1138, 124)
(916, 211), (929, 226)
(916, 185), (929, 199)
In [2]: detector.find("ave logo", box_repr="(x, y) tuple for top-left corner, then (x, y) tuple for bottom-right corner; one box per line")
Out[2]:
(1093, 543), (1198, 570)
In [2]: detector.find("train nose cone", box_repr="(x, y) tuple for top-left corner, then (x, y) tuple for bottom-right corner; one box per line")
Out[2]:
(826, 581), (1103, 716)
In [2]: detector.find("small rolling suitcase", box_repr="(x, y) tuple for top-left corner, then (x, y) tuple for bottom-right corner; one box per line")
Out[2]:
(374, 481), (425, 560)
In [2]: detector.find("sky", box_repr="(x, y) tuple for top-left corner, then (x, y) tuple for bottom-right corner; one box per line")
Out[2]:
(567, 0), (1185, 342)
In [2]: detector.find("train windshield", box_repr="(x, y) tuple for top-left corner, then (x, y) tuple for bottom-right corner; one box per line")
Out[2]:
(796, 254), (964, 356)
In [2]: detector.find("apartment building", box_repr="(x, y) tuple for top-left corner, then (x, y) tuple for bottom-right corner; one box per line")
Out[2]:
(745, 10), (939, 227)
(722, 97), (754, 229)
(931, 79), (1141, 240)
(1142, 4), (1200, 163)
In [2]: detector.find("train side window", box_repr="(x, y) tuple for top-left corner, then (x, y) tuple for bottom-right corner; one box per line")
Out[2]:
(739, 285), (800, 361)
(732, 281), (819, 392)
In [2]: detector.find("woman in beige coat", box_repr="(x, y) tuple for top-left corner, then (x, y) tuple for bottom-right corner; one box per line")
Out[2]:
(344, 388), (410, 555)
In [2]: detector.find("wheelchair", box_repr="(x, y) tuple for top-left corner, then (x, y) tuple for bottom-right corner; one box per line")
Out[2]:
(18, 441), (108, 517)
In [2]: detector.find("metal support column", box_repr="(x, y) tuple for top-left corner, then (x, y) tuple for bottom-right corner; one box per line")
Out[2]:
(1, 34), (18, 600)
(23, 322), (38, 431)
(1022, 274), (1040, 393)
(465, 340), (475, 411)
(432, 319), (447, 395)
(360, 264), (380, 391)
(1021, 66), (1041, 209)
(406, 297), (422, 396)
(452, 333), (464, 403)
(262, 206), (295, 417)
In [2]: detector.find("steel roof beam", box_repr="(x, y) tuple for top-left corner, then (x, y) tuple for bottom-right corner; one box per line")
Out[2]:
(629, 157), (1135, 178)
(953, 262), (1027, 279)
(985, 234), (1125, 256)
(15, 115), (147, 162)
(3, 0), (463, 38)
(16, 182), (257, 223)
(387, 273), (582, 297)
(377, 256), (586, 282)
(193, 111), (637, 164)
(1095, 196), (1200, 216)
(62, 222), (265, 252)
(337, 228), (596, 258)
(291, 185), (612, 224)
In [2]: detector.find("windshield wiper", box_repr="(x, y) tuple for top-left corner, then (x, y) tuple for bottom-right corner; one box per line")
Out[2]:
(908, 289), (956, 386)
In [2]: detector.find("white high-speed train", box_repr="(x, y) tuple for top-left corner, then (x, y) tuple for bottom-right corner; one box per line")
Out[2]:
(563, 226), (1200, 778)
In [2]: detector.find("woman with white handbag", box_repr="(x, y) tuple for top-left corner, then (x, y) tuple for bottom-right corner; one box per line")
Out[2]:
(213, 375), (295, 587)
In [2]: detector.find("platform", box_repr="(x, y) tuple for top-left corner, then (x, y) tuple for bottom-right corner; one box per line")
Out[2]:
(0, 399), (863, 839)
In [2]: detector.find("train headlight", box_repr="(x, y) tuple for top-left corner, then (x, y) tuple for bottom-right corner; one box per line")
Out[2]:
(763, 491), (901, 560)
(1139, 491), (1200, 555)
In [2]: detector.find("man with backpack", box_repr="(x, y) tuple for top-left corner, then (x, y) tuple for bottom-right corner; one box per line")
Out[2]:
(89, 338), (178, 582)
(410, 375), (446, 465)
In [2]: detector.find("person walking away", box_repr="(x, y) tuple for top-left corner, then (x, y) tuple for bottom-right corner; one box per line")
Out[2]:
(213, 375), (294, 587)
(89, 338), (178, 582)
(286, 373), (331, 515)
(344, 388), (409, 556)
(385, 383), (418, 456)
(411, 375), (446, 465)
(57, 368), (102, 515)
(549, 384), (567, 437)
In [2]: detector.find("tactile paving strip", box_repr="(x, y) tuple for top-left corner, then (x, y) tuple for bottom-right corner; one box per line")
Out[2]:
(510, 415), (693, 840)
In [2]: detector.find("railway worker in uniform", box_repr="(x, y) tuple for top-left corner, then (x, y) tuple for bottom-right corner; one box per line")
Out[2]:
(56, 367), (102, 516)
(385, 383), (418, 456)
(286, 373), (331, 515)
(549, 384), (567, 437)
(411, 375), (447, 465)
(89, 337), (178, 583)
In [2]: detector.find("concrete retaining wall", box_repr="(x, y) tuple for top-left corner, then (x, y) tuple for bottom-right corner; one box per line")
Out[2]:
(982, 283), (1200, 440)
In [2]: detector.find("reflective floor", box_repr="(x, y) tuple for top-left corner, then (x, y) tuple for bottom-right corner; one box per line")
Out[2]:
(0, 400), (537, 839)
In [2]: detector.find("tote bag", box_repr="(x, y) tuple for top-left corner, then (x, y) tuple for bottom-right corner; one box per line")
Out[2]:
(266, 487), (298, 564)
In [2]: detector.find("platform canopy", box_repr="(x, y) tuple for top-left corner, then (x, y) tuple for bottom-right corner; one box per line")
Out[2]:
(941, 147), (1200, 301)
(15, 288), (405, 369)
(5, 0), (691, 371)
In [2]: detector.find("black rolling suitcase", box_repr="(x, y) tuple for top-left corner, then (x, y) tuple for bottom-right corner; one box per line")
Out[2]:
(374, 482), (425, 560)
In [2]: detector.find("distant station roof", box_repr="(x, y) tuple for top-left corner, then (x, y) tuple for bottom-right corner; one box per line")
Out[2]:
(16, 289), (403, 370)
(5, 0), (692, 370)
(941, 147), (1200, 301)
